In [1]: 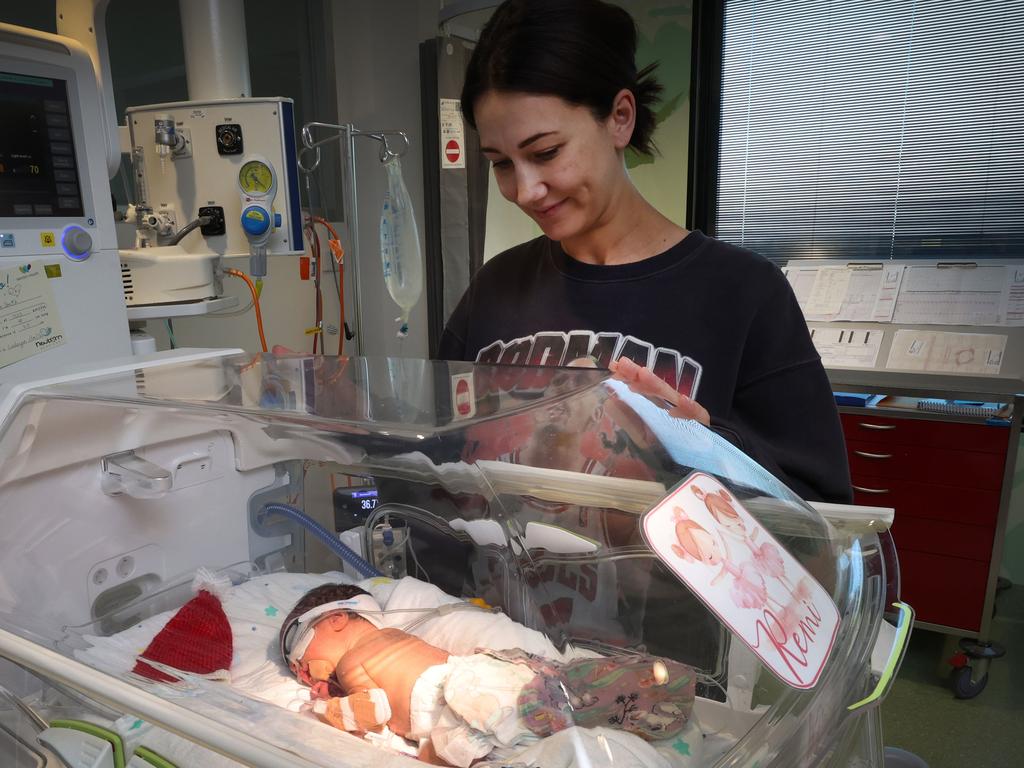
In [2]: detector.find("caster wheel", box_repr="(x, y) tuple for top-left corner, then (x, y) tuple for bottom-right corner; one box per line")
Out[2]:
(951, 666), (988, 699)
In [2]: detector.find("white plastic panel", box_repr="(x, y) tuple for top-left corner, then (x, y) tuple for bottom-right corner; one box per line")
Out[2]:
(126, 98), (303, 259)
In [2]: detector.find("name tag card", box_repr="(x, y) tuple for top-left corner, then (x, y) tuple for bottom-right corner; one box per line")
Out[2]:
(643, 472), (840, 689)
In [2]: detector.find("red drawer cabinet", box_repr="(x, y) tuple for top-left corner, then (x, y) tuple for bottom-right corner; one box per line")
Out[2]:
(839, 408), (1014, 635)
(845, 439), (1005, 490)
(840, 413), (1009, 454)
(850, 478), (1000, 528)
(888, 515), (995, 563)
(897, 549), (990, 631)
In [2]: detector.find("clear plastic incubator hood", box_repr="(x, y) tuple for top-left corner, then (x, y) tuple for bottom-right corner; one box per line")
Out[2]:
(0, 353), (907, 768)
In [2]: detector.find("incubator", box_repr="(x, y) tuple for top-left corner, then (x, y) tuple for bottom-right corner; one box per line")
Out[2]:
(0, 352), (907, 768)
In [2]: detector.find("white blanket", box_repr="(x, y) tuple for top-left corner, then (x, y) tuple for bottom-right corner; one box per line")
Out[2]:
(74, 571), (704, 767)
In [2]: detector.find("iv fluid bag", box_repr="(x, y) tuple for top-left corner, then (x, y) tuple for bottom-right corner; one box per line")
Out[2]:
(380, 157), (423, 337)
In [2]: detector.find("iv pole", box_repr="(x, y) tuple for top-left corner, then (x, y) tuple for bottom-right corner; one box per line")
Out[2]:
(299, 122), (411, 355)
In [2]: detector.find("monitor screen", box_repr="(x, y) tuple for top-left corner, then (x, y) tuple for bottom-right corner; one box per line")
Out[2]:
(333, 486), (380, 530)
(0, 71), (84, 218)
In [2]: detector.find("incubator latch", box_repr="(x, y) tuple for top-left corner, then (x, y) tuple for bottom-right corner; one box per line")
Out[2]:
(100, 451), (173, 499)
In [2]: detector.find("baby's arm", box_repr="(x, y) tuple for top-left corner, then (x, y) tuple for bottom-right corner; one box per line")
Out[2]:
(313, 689), (392, 733)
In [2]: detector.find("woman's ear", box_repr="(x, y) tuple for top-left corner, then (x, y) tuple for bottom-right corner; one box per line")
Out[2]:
(607, 88), (637, 150)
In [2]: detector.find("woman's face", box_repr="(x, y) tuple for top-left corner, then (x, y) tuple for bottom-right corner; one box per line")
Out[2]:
(474, 90), (634, 242)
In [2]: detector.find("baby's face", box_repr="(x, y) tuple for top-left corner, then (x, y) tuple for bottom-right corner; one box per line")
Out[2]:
(299, 615), (356, 681)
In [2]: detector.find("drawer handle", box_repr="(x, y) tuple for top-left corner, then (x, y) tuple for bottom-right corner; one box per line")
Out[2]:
(853, 485), (890, 494)
(859, 422), (896, 431)
(854, 450), (892, 460)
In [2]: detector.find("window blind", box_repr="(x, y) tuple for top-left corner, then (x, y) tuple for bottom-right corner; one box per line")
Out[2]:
(715, 0), (1023, 261)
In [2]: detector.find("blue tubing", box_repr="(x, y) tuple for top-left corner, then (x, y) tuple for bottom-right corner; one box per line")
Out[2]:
(259, 502), (382, 579)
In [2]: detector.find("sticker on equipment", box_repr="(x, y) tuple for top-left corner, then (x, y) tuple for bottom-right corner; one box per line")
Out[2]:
(642, 472), (840, 689)
(440, 98), (466, 170)
(451, 372), (476, 420)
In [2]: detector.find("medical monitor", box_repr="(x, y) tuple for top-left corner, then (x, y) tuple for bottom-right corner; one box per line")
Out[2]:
(0, 70), (84, 218)
(0, 23), (131, 394)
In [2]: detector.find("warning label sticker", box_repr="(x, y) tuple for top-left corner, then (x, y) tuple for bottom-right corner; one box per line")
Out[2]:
(440, 98), (466, 170)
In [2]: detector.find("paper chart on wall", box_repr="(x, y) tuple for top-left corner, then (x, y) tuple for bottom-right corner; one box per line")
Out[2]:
(1004, 266), (1024, 327)
(831, 269), (878, 322)
(787, 266), (854, 321)
(787, 264), (901, 322)
(785, 268), (818, 311)
(642, 472), (840, 689)
(892, 266), (1007, 326)
(885, 329), (1006, 375)
(869, 264), (905, 322)
(0, 264), (65, 369)
(810, 327), (883, 369)
(804, 266), (851, 316)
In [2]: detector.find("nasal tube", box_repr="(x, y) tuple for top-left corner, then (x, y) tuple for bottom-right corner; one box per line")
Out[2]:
(258, 502), (381, 578)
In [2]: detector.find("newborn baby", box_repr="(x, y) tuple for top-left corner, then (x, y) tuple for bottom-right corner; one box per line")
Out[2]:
(279, 584), (695, 767)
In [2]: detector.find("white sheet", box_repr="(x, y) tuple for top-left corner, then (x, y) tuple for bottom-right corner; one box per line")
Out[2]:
(74, 571), (705, 767)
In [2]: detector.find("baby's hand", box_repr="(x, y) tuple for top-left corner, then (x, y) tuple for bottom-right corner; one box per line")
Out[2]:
(314, 690), (392, 732)
(309, 680), (334, 701)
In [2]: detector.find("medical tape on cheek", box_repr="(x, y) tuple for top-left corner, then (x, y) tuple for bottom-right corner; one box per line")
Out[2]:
(286, 627), (314, 668)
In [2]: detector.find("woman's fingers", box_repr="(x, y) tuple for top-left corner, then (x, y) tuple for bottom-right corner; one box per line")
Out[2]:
(610, 358), (678, 402)
(608, 358), (710, 426)
(668, 395), (711, 427)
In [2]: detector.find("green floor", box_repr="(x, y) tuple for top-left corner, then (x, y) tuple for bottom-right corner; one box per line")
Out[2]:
(881, 585), (1024, 768)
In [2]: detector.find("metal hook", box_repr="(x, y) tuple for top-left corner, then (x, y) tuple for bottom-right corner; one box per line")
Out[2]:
(299, 122), (411, 172)
(298, 144), (321, 174)
(371, 132), (411, 164)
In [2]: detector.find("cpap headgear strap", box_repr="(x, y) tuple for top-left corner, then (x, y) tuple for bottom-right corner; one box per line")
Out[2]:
(280, 593), (384, 670)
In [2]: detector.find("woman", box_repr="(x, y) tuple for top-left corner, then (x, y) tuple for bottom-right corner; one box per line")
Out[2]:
(439, 0), (851, 504)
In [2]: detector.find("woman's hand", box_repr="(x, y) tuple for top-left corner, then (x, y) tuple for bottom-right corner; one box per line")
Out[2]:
(608, 358), (711, 427)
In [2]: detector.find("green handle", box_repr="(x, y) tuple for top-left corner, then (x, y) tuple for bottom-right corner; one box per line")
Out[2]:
(48, 719), (126, 768)
(847, 601), (914, 711)
(133, 746), (179, 768)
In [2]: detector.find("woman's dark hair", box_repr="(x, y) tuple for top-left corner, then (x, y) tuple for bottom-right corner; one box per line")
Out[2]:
(461, 0), (663, 156)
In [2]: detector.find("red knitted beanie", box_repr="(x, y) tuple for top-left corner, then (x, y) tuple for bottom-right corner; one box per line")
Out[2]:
(133, 589), (233, 683)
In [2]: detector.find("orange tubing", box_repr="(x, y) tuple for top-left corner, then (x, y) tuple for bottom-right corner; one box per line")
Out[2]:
(310, 216), (340, 241)
(224, 268), (268, 353)
(308, 217), (345, 355)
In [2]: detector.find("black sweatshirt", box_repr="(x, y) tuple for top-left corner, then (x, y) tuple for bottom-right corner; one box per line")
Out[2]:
(439, 231), (852, 504)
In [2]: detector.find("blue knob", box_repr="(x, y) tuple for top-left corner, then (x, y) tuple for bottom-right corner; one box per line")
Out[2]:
(62, 225), (93, 260)
(274, 212), (282, 228)
(241, 205), (271, 237)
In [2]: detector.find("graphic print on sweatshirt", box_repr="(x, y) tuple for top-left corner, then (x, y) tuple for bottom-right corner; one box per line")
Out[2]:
(475, 330), (703, 399)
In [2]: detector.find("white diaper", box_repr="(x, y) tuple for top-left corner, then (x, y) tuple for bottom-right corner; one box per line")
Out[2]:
(408, 661), (451, 740)
(407, 653), (539, 768)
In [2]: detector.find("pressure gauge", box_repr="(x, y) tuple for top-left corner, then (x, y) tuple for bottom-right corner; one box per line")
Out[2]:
(237, 155), (280, 278)
(238, 159), (274, 196)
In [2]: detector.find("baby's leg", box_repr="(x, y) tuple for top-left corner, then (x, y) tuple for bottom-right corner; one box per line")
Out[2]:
(522, 655), (696, 741)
